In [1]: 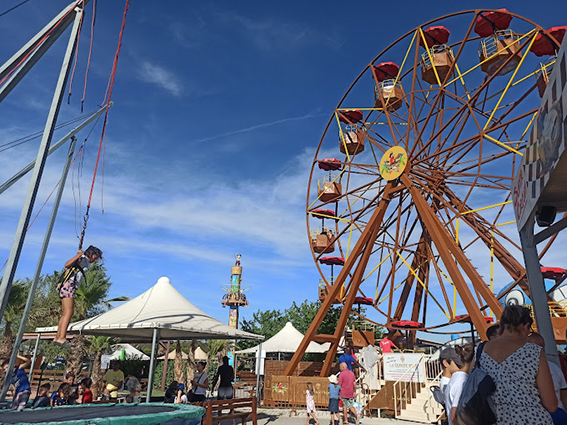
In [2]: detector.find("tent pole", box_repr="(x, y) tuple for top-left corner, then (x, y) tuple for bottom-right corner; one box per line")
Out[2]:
(29, 333), (41, 383)
(255, 343), (262, 400)
(147, 328), (159, 402)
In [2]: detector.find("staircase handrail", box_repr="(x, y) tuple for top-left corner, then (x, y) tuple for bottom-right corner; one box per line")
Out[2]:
(392, 354), (426, 416)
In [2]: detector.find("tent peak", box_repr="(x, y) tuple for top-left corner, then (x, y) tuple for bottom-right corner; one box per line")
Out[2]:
(157, 276), (171, 285)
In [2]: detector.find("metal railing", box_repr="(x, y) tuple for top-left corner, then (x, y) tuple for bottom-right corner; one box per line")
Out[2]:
(420, 44), (453, 68)
(392, 355), (426, 417)
(478, 29), (519, 58)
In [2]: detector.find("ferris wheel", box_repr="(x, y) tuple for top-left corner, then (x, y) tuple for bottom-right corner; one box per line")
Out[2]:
(288, 10), (566, 376)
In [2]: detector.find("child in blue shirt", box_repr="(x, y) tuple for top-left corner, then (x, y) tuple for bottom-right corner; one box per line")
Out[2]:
(328, 374), (341, 425)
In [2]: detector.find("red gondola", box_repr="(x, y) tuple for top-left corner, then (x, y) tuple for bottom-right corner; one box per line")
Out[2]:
(420, 26), (450, 48)
(338, 110), (363, 124)
(389, 320), (423, 329)
(372, 62), (400, 82)
(354, 297), (373, 305)
(530, 27), (567, 57)
(541, 267), (567, 280)
(474, 9), (513, 37)
(318, 158), (342, 171)
(319, 256), (345, 266)
(310, 209), (335, 218)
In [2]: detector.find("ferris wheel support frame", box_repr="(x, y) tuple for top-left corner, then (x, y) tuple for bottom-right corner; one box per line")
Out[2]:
(285, 182), (398, 376)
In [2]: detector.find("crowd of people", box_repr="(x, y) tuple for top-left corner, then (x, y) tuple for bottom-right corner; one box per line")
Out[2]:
(438, 304), (567, 425)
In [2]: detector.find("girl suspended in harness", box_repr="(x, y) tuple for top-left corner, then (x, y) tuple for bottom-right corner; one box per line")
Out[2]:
(54, 245), (102, 345)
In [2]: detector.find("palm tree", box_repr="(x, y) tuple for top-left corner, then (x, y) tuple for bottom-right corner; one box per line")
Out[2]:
(87, 336), (114, 399)
(66, 263), (128, 377)
(186, 340), (198, 386)
(0, 281), (29, 386)
(174, 341), (185, 386)
(206, 340), (231, 360)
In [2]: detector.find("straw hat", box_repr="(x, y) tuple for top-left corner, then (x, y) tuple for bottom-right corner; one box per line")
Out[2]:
(328, 374), (339, 384)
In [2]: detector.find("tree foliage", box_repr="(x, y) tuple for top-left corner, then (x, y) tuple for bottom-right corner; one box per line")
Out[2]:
(239, 299), (364, 350)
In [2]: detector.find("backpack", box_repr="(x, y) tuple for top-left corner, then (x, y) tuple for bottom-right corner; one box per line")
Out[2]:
(455, 342), (497, 425)
(430, 385), (445, 408)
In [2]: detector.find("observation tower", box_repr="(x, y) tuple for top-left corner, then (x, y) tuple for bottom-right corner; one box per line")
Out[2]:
(221, 254), (249, 329)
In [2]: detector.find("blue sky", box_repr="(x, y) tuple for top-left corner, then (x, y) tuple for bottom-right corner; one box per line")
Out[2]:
(1, 0), (567, 342)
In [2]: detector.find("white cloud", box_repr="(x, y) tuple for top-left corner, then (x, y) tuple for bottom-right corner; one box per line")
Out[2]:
(137, 61), (183, 97)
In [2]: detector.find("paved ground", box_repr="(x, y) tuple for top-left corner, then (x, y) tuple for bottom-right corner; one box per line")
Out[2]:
(255, 408), (424, 425)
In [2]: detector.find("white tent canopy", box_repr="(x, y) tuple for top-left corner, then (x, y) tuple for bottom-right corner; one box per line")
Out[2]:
(36, 276), (263, 342)
(236, 322), (329, 354)
(109, 343), (149, 360)
(157, 346), (208, 361)
(35, 276), (261, 402)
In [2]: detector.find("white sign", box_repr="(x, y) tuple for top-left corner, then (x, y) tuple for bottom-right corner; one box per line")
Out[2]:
(513, 35), (567, 230)
(383, 353), (426, 383)
(101, 355), (112, 370)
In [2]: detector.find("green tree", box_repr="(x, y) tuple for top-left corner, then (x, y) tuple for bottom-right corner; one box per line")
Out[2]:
(239, 309), (286, 350)
(239, 300), (373, 350)
(206, 340), (231, 359)
(87, 336), (114, 399)
(0, 281), (29, 385)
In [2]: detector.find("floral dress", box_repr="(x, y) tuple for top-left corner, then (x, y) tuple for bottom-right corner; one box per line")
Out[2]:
(480, 342), (553, 424)
(306, 390), (316, 413)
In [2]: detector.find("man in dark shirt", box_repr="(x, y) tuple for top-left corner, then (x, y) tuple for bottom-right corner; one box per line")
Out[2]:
(213, 356), (235, 400)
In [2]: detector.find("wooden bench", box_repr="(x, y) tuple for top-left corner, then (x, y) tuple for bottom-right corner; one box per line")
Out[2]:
(200, 397), (257, 425)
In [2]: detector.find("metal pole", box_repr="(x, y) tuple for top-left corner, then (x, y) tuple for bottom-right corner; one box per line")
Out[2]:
(519, 212), (559, 365)
(0, 137), (78, 400)
(146, 328), (159, 402)
(28, 333), (42, 384)
(255, 343), (262, 399)
(0, 4), (83, 323)
(0, 103), (112, 195)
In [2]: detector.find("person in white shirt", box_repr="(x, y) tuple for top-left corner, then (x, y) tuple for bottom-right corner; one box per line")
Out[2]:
(444, 344), (474, 425)
(439, 347), (462, 397)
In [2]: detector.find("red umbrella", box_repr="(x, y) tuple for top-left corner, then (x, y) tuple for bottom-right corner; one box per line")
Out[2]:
(318, 158), (342, 171)
(474, 9), (513, 37)
(420, 26), (450, 48)
(372, 62), (400, 82)
(338, 110), (363, 124)
(530, 27), (567, 57)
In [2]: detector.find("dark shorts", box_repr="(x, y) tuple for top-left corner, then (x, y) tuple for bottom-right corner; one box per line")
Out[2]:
(329, 398), (339, 413)
(217, 386), (233, 400)
(188, 392), (206, 402)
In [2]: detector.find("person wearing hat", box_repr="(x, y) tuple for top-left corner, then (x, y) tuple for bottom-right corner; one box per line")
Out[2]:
(439, 346), (462, 397)
(328, 374), (341, 425)
(175, 383), (188, 404)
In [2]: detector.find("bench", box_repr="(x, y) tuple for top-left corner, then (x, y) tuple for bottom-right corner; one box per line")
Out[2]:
(200, 397), (257, 425)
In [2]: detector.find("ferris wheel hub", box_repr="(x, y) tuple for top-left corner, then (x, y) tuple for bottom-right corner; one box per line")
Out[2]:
(379, 146), (408, 181)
